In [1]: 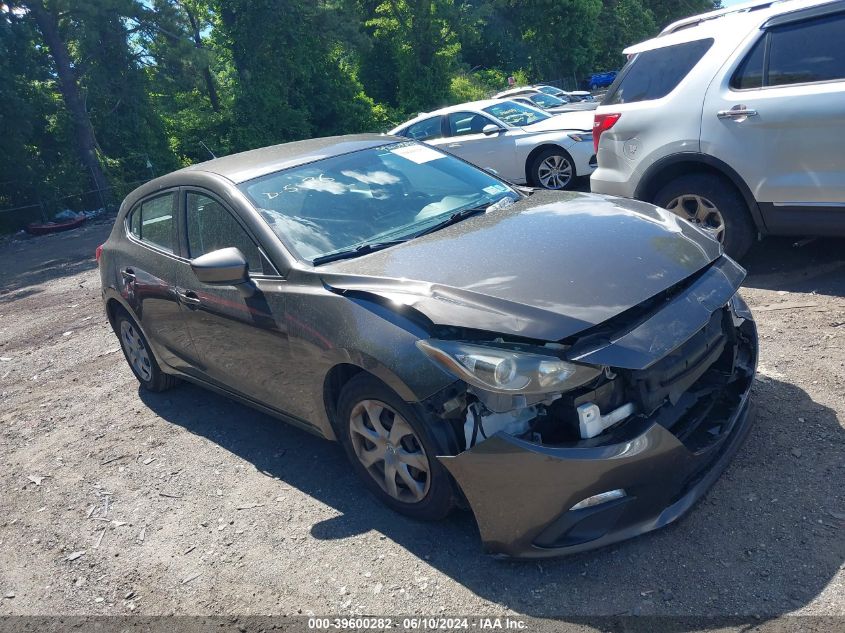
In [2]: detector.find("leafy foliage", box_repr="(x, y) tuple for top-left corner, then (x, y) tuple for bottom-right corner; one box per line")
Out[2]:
(0, 0), (720, 227)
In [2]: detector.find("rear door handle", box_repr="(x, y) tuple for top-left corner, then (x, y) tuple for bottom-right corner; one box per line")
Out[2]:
(176, 288), (201, 308)
(121, 268), (136, 282)
(717, 106), (758, 119)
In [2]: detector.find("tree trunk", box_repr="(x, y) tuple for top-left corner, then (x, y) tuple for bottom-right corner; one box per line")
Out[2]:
(27, 0), (110, 197)
(185, 5), (220, 112)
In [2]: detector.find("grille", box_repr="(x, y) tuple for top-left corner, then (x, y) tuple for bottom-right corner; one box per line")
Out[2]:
(625, 308), (731, 414)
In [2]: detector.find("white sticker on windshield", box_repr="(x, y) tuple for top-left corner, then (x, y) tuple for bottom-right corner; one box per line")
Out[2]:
(483, 185), (508, 195)
(390, 144), (445, 164)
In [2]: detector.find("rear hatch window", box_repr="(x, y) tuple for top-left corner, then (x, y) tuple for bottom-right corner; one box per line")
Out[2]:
(603, 38), (714, 105)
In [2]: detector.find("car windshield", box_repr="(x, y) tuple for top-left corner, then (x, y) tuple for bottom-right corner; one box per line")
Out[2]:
(238, 142), (519, 264)
(537, 86), (561, 96)
(482, 101), (550, 127)
(530, 93), (565, 107)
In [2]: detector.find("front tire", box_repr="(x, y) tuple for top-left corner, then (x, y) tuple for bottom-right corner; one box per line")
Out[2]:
(653, 173), (756, 260)
(115, 310), (176, 392)
(336, 374), (455, 521)
(529, 147), (576, 190)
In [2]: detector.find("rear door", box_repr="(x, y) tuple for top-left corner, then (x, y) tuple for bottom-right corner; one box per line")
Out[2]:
(122, 191), (198, 372)
(178, 189), (295, 412)
(701, 6), (845, 233)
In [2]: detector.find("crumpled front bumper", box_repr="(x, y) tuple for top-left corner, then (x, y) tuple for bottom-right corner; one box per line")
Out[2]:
(438, 314), (758, 559)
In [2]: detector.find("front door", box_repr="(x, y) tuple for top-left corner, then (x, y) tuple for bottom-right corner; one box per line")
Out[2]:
(177, 189), (295, 413)
(428, 111), (518, 180)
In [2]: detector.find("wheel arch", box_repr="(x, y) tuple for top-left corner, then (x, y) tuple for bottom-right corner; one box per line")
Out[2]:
(524, 143), (571, 184)
(634, 153), (766, 232)
(321, 355), (428, 441)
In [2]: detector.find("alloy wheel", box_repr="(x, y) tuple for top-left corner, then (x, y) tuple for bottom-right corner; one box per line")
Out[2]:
(537, 155), (573, 189)
(349, 399), (430, 503)
(120, 319), (153, 382)
(665, 194), (726, 243)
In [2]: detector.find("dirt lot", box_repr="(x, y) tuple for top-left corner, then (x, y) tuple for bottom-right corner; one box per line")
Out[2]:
(0, 219), (843, 622)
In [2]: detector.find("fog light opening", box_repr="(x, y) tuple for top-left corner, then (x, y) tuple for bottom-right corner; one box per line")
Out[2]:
(570, 489), (626, 511)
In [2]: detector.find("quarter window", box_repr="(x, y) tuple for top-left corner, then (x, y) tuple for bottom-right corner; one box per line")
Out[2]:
(402, 117), (443, 141)
(186, 192), (263, 273)
(129, 193), (175, 252)
(603, 38), (714, 104)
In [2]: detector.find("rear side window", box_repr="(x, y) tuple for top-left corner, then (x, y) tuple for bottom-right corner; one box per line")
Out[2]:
(767, 13), (845, 86)
(731, 36), (766, 90)
(128, 193), (175, 252)
(604, 38), (714, 105)
(402, 117), (442, 141)
(186, 192), (263, 273)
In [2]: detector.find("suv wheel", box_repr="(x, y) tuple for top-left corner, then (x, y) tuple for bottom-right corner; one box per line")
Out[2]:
(653, 173), (755, 260)
(336, 374), (455, 520)
(530, 148), (576, 190)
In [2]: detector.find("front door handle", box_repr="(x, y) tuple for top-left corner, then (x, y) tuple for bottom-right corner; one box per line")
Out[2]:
(717, 105), (758, 120)
(176, 288), (201, 308)
(121, 268), (136, 282)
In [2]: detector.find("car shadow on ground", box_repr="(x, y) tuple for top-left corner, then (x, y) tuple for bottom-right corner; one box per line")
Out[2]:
(140, 368), (844, 620)
(743, 237), (845, 297)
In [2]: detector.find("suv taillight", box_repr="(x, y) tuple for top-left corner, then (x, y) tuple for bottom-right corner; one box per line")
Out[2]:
(593, 113), (621, 153)
(95, 243), (103, 263)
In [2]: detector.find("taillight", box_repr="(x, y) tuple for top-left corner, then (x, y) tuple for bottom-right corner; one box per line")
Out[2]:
(95, 243), (104, 263)
(593, 113), (621, 153)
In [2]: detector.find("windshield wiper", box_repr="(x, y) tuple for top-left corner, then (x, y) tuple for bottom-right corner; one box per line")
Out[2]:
(312, 239), (408, 265)
(411, 205), (490, 239)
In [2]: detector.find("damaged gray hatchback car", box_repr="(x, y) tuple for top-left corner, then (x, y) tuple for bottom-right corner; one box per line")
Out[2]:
(99, 135), (758, 557)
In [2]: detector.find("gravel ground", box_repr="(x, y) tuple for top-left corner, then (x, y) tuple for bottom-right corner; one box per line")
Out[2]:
(0, 220), (843, 622)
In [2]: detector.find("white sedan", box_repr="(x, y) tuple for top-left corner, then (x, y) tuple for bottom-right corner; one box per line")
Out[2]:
(388, 99), (596, 190)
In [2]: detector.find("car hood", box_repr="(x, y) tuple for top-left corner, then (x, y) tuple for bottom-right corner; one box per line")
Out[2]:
(520, 111), (594, 133)
(319, 191), (723, 342)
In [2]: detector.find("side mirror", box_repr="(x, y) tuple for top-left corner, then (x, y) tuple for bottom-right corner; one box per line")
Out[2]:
(191, 247), (249, 286)
(482, 124), (502, 136)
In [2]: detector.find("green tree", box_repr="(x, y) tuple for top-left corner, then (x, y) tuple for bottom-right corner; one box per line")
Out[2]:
(361, 0), (460, 115)
(594, 0), (657, 71)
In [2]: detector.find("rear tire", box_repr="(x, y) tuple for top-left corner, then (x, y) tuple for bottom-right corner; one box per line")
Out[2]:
(336, 373), (455, 521)
(653, 173), (756, 260)
(114, 310), (177, 392)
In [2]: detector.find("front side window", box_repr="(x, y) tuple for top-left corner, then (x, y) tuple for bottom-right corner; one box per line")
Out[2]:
(238, 142), (519, 263)
(186, 192), (263, 273)
(482, 100), (549, 126)
(604, 38), (714, 104)
(446, 111), (494, 136)
(129, 193), (175, 252)
(767, 13), (845, 86)
(402, 117), (443, 141)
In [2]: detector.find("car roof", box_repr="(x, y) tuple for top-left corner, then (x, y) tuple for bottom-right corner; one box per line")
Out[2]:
(627, 0), (838, 53)
(392, 99), (513, 131)
(174, 134), (395, 184)
(494, 87), (541, 98)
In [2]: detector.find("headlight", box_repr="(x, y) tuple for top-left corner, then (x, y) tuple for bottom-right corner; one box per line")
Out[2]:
(568, 133), (593, 142)
(416, 339), (601, 394)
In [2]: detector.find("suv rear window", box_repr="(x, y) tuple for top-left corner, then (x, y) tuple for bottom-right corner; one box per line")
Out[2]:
(603, 38), (714, 105)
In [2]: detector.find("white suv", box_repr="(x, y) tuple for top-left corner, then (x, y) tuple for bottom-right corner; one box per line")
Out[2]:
(590, 0), (845, 259)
